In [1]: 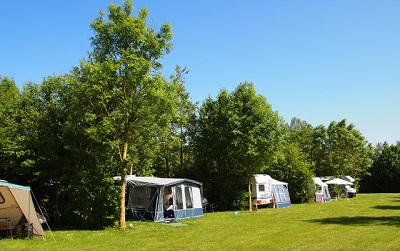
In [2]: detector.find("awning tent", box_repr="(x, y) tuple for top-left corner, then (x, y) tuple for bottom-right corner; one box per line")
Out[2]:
(269, 177), (291, 208)
(117, 176), (204, 222)
(313, 177), (332, 203)
(0, 180), (45, 237)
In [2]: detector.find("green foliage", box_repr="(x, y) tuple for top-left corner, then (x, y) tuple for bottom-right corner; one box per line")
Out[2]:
(8, 82), (43, 183)
(192, 82), (282, 210)
(60, 175), (119, 230)
(361, 143), (400, 192)
(70, 0), (175, 228)
(152, 66), (196, 178)
(0, 76), (21, 179)
(268, 141), (315, 203)
(313, 119), (374, 182)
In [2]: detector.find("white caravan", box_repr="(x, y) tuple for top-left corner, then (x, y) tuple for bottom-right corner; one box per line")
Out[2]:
(250, 174), (291, 208)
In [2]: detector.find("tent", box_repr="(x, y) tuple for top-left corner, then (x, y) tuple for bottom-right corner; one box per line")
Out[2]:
(118, 176), (204, 222)
(324, 178), (354, 199)
(0, 180), (45, 238)
(251, 174), (291, 208)
(312, 177), (332, 203)
(269, 177), (291, 208)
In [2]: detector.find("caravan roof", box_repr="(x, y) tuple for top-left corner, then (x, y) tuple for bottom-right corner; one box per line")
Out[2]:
(253, 174), (287, 185)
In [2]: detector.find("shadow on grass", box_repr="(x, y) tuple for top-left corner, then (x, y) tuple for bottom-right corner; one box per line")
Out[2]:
(372, 205), (400, 210)
(306, 216), (400, 227)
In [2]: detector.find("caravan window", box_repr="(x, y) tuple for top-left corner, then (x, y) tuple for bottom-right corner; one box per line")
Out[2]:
(174, 186), (184, 210)
(258, 185), (265, 192)
(0, 192), (4, 204)
(127, 186), (153, 209)
(191, 187), (202, 208)
(185, 186), (193, 209)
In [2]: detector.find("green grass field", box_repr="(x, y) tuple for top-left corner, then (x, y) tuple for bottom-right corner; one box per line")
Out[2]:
(2, 193), (400, 250)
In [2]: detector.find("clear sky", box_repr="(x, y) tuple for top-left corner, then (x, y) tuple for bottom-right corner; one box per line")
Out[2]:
(1, 1), (399, 145)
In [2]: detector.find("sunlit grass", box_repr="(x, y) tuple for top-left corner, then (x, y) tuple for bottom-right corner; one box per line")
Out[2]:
(2, 194), (400, 250)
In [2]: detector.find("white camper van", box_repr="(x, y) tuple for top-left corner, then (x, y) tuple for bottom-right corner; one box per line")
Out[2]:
(250, 174), (291, 208)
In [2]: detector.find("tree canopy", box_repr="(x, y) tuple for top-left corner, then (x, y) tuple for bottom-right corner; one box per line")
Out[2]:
(192, 82), (283, 210)
(70, 0), (175, 229)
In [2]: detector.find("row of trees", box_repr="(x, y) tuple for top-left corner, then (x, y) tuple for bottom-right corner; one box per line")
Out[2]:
(1, 0), (398, 229)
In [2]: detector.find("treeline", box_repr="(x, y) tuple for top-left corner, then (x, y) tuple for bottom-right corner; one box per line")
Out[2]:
(1, 1), (399, 229)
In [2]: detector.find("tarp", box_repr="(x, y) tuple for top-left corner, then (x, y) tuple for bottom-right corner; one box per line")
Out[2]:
(118, 176), (204, 222)
(0, 180), (45, 237)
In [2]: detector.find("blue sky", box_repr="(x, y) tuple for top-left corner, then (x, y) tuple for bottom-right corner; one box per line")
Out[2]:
(1, 1), (399, 145)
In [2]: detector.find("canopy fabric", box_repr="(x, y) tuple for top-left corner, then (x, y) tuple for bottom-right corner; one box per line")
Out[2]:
(114, 175), (203, 187)
(313, 177), (328, 187)
(324, 178), (353, 185)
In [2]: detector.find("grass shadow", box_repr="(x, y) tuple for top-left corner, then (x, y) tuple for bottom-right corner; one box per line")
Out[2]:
(372, 205), (400, 210)
(306, 216), (400, 227)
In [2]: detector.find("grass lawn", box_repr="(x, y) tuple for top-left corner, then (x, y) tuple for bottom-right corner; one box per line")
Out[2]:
(2, 193), (400, 250)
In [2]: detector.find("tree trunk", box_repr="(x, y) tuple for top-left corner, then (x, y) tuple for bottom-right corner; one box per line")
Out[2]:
(248, 175), (252, 211)
(165, 156), (170, 177)
(180, 127), (184, 176)
(119, 165), (127, 229)
(119, 123), (129, 229)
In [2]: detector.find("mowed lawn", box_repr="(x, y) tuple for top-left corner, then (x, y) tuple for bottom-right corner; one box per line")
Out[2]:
(2, 193), (400, 251)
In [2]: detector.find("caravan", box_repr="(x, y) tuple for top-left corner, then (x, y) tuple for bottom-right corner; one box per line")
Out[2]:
(250, 174), (291, 208)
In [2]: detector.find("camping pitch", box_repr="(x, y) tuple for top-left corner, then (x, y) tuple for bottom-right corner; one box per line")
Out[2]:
(115, 176), (204, 222)
(0, 180), (45, 238)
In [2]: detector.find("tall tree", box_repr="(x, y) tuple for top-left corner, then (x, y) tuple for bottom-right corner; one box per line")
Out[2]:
(266, 119), (316, 203)
(313, 119), (374, 185)
(230, 82), (282, 210)
(70, 0), (173, 229)
(192, 90), (236, 210)
(153, 66), (196, 178)
(289, 117), (315, 168)
(192, 82), (282, 210)
(361, 143), (400, 192)
(0, 76), (21, 179)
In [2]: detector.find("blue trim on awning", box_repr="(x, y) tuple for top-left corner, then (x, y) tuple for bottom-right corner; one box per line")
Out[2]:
(0, 181), (30, 191)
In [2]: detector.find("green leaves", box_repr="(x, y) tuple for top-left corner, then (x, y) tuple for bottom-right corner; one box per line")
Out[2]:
(71, 0), (176, 228)
(193, 82), (283, 210)
(313, 119), (373, 178)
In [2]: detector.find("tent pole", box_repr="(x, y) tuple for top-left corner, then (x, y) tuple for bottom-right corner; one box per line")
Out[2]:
(31, 190), (56, 242)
